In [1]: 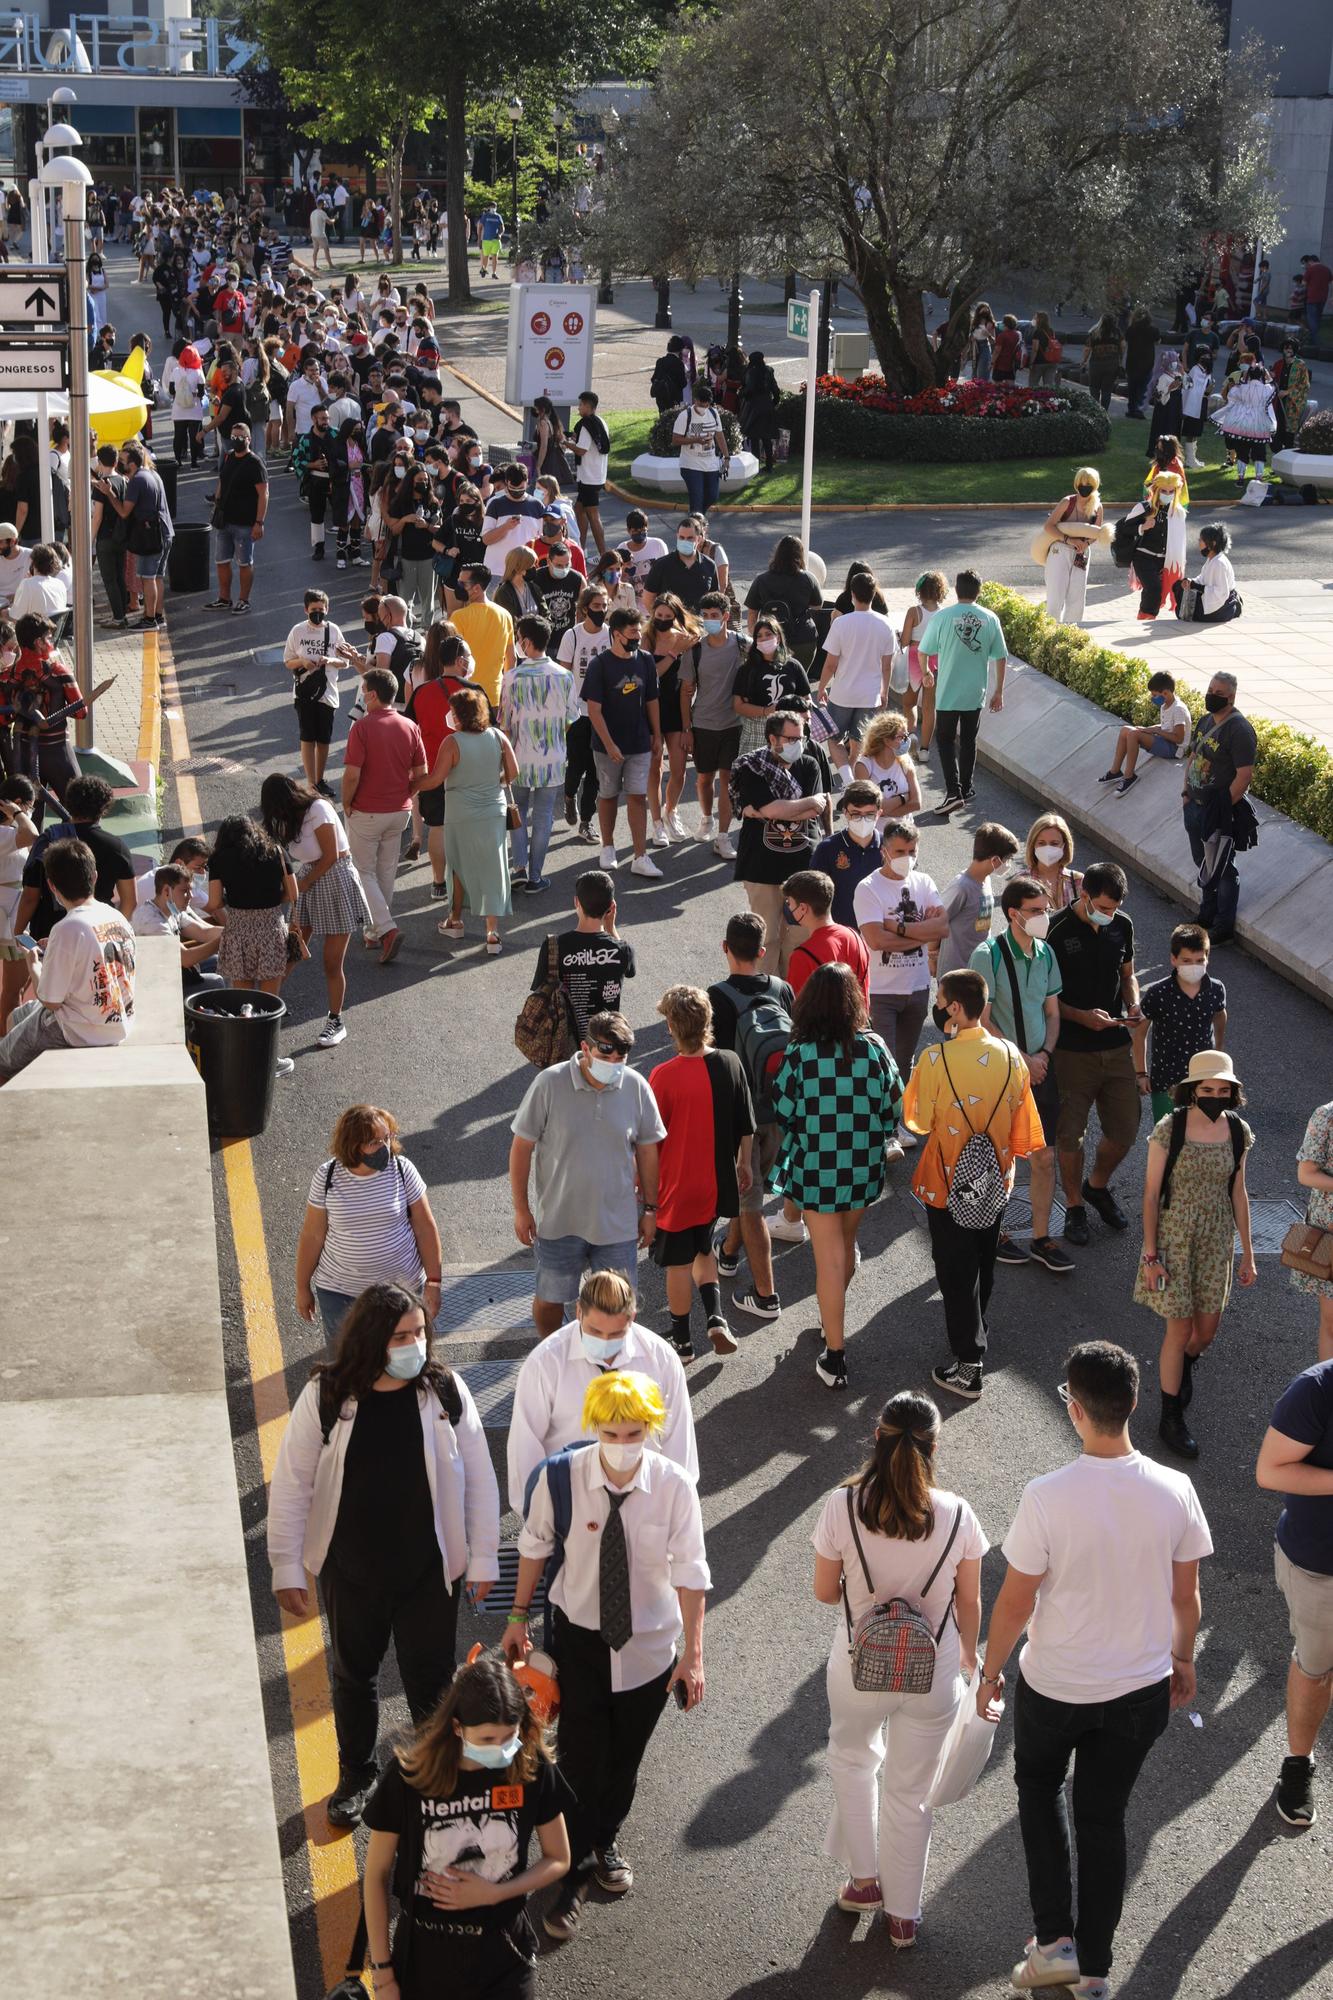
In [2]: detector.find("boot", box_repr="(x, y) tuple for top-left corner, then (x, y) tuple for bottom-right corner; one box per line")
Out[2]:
(1159, 1390), (1198, 1460)
(1179, 1350), (1195, 1411)
(1183, 439), (1198, 469)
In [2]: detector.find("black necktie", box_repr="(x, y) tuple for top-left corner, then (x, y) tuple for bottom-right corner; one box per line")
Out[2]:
(599, 1491), (633, 1651)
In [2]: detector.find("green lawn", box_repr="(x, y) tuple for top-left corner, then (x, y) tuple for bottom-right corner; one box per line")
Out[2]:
(607, 411), (1245, 509)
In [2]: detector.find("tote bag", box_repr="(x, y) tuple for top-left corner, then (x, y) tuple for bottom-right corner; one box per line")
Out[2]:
(924, 1678), (1001, 1807)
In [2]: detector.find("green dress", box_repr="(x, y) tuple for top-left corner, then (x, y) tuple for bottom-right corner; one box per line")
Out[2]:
(444, 727), (512, 917)
(1133, 1112), (1253, 1319)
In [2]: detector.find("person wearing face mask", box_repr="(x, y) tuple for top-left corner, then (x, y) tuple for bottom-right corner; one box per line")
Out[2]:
(508, 1370), (710, 1940)
(853, 818), (948, 1083)
(1047, 862), (1142, 1251)
(0, 837), (136, 1084)
(936, 821), (1019, 978)
(730, 709), (829, 973)
(499, 615), (580, 894)
(1040, 466), (1104, 627)
(618, 507), (668, 593)
(206, 423), (267, 613)
(568, 388), (611, 555)
(1133, 923), (1227, 1124)
(971, 877), (1072, 1274)
(131, 860), (224, 993)
(679, 589), (742, 860)
(292, 402), (337, 560)
(901, 970), (1045, 1400)
(535, 473), (579, 544)
(641, 512), (719, 615)
(283, 588), (364, 792)
(529, 528), (584, 652)
(434, 482), (489, 610)
(534, 505), (588, 579)
(581, 608), (664, 878)
(295, 1104), (442, 1341)
(1099, 667), (1191, 796)
(361, 1652), (573, 2000)
(506, 1269), (697, 1512)
(385, 466), (442, 622)
(267, 1283), (498, 1832)
(1136, 1052), (1255, 1459)
(732, 618), (813, 758)
(482, 462), (545, 582)
(1025, 812), (1083, 911)
(509, 1010), (665, 1339)
(644, 591), (701, 845)
(811, 782), (885, 928)
(1181, 671), (1255, 947)
(452, 566), (517, 710)
(557, 586), (612, 840)
(595, 550), (639, 615)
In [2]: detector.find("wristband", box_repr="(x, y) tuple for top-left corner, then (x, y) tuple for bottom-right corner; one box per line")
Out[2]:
(507, 1609), (530, 1623)
(1142, 1252), (1161, 1265)
(641, 1202), (657, 1212)
(423, 1275), (441, 1285)
(978, 1668), (1002, 1686)
(1135, 1070), (1149, 1078)
(1172, 1654), (1193, 1666)
(370, 1959), (394, 1973)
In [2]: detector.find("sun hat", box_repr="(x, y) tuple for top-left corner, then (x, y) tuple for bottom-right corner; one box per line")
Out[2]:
(1184, 1050), (1238, 1087)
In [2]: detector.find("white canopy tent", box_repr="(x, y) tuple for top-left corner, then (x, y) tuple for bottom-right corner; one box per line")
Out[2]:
(0, 376), (148, 542)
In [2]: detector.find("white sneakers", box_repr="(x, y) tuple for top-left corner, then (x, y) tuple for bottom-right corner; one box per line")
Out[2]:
(630, 852), (663, 879)
(696, 815), (716, 842)
(713, 832), (736, 860)
(651, 820), (671, 847)
(665, 809), (689, 840)
(317, 1014), (347, 1048)
(599, 845), (618, 868)
(769, 1212), (809, 1244)
(1012, 1936), (1081, 1989)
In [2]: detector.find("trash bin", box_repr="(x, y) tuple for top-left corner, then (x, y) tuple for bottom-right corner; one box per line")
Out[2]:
(157, 457), (178, 521)
(184, 989), (286, 1138)
(169, 521), (211, 595)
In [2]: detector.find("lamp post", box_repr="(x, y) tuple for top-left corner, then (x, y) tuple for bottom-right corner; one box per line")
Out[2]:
(553, 108), (566, 197)
(597, 106), (618, 306)
(41, 150), (95, 749)
(507, 95), (522, 261)
(726, 269), (743, 351)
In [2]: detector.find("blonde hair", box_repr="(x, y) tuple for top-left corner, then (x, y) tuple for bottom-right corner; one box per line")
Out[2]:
(860, 710), (911, 765)
(1025, 812), (1074, 871)
(582, 1369), (667, 1434)
(1073, 466), (1100, 489)
(578, 1269), (636, 1318)
(503, 546), (537, 584)
(658, 983), (713, 1053)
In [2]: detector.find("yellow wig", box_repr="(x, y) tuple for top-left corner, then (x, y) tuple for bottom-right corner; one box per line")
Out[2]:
(582, 1369), (667, 1435)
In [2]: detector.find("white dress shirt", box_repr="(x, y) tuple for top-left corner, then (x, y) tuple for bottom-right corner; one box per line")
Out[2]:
(506, 1318), (698, 1512)
(518, 1445), (711, 1691)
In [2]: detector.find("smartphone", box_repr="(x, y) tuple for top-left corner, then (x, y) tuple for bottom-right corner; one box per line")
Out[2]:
(15, 932), (37, 952)
(672, 1677), (689, 1711)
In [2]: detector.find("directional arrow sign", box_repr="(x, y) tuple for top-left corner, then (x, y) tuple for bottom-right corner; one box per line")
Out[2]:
(0, 267), (69, 329)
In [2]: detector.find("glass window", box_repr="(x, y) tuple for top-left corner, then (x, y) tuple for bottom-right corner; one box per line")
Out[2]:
(84, 134), (134, 171)
(179, 136), (242, 176)
(138, 108), (175, 179)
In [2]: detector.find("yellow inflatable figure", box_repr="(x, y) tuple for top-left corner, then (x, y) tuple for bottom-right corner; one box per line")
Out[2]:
(90, 342), (149, 447)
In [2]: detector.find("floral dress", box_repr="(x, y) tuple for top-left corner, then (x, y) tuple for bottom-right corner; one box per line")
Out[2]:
(1133, 1113), (1253, 1319)
(770, 1032), (903, 1213)
(1292, 1102), (1333, 1301)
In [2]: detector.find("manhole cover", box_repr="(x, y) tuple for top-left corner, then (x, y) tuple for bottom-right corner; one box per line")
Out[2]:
(475, 1542), (549, 1618)
(437, 1266), (536, 1336)
(457, 1355), (521, 1431)
(1003, 1190), (1067, 1236)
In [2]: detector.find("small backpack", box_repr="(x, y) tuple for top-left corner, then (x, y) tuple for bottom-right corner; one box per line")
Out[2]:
(1045, 336), (1064, 364)
(939, 1044), (1013, 1229)
(1160, 1105), (1244, 1210)
(514, 935), (575, 1068)
(245, 375), (271, 427)
(386, 626), (424, 705)
(523, 1439), (597, 1649)
(715, 978), (792, 1126)
(842, 1491), (962, 1694)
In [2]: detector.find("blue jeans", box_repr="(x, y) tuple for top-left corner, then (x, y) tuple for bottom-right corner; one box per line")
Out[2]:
(511, 782), (561, 884)
(533, 1233), (639, 1305)
(1306, 300), (1323, 343)
(1183, 797), (1240, 935)
(681, 467), (721, 515)
(316, 1286), (357, 1342)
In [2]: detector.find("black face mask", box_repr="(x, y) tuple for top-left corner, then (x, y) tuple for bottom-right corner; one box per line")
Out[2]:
(362, 1144), (391, 1171)
(1196, 1097), (1225, 1123)
(1204, 692), (1228, 714)
(586, 609), (606, 627)
(931, 1004), (953, 1035)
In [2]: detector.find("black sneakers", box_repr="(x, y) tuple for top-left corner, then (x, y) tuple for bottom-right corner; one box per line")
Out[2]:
(707, 1317), (738, 1355)
(996, 1234), (1031, 1265)
(1276, 1754), (1317, 1828)
(1063, 1204), (1091, 1248)
(714, 1234), (740, 1277)
(327, 1765), (378, 1828)
(733, 1289), (781, 1320)
(1082, 1178), (1129, 1230)
(933, 1359), (983, 1400)
(593, 1843), (634, 1892)
(816, 1346), (848, 1390)
(543, 1877), (588, 1939)
(1030, 1236), (1075, 1272)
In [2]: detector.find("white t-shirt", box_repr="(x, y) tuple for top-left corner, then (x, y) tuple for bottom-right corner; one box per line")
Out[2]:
(853, 866), (941, 995)
(0, 546), (32, 601)
(822, 609), (897, 707)
(284, 618), (348, 709)
(571, 418), (609, 485)
(286, 373), (327, 436)
(672, 405), (725, 471)
(1198, 555), (1236, 620)
(287, 795), (351, 864)
(11, 573), (67, 621)
(37, 898), (136, 1048)
(0, 821), (27, 937)
(558, 620), (608, 716)
(813, 1485), (987, 1674)
(621, 535), (667, 589)
(1002, 1451), (1213, 1703)
(1156, 693), (1192, 752)
(136, 870), (210, 913)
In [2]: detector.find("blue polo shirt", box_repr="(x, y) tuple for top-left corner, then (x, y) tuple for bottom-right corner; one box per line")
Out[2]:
(812, 828), (881, 929)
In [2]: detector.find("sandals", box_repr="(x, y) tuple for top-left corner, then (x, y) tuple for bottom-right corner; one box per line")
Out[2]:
(438, 919), (465, 938)
(486, 936), (503, 955)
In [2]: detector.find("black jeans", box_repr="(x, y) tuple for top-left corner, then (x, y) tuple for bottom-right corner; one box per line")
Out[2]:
(1125, 366), (1152, 418)
(320, 1555), (462, 1776)
(552, 1608), (672, 1868)
(925, 1205), (1001, 1363)
(96, 538), (128, 619)
(935, 706), (981, 797)
(1014, 1673), (1171, 1979)
(173, 417), (202, 465)
(563, 714), (598, 824)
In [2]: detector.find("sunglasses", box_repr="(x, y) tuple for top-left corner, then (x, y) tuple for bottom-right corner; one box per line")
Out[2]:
(591, 1040), (627, 1058)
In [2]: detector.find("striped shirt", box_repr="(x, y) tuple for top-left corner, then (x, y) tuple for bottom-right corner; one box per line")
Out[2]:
(308, 1154), (428, 1293)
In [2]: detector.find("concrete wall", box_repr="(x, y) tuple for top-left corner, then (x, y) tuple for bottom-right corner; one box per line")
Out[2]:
(1264, 95), (1333, 305)
(0, 938), (296, 2000)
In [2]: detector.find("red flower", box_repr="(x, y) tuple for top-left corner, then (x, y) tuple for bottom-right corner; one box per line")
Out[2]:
(808, 374), (1070, 420)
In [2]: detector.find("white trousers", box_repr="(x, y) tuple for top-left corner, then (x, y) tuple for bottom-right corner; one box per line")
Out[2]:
(823, 1639), (961, 1921)
(346, 809), (407, 937)
(1044, 543), (1090, 625)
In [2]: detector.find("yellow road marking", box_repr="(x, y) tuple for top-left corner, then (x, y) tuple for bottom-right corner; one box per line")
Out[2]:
(136, 627), (162, 771)
(222, 1137), (364, 1993)
(157, 628), (202, 836)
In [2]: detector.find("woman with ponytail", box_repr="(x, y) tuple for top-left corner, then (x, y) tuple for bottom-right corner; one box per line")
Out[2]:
(812, 1392), (987, 1949)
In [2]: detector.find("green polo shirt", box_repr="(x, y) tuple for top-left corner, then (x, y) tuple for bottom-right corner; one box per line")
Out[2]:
(918, 601), (1007, 712)
(969, 930), (1061, 1054)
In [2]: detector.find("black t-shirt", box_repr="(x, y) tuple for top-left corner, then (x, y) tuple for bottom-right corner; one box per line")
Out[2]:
(217, 448), (267, 526)
(1185, 711), (1258, 802)
(326, 1385), (435, 1587)
(733, 653), (812, 716)
(707, 970), (794, 1053)
(643, 550), (719, 609)
(1049, 905), (1135, 1052)
(95, 472), (126, 543)
(22, 819), (135, 940)
(363, 1755), (574, 1934)
(744, 568), (822, 646)
(395, 493), (441, 562)
(215, 380), (247, 438)
(581, 647), (660, 756)
(730, 749), (824, 887)
(209, 844), (287, 910)
(533, 929), (636, 1038)
(1139, 971), (1227, 1092)
(528, 565), (581, 644)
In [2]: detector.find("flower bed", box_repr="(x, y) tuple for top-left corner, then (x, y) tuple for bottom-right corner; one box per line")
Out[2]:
(777, 374), (1111, 463)
(981, 583), (1333, 843)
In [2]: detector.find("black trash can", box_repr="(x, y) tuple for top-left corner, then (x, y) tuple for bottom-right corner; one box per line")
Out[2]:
(157, 457), (178, 521)
(185, 989), (286, 1138)
(169, 521), (211, 595)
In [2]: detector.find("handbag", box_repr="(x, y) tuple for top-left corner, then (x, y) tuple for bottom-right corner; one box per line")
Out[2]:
(514, 936), (575, 1068)
(1280, 1222), (1333, 1281)
(504, 785), (522, 833)
(888, 646), (911, 695)
(842, 1491), (962, 1695)
(1176, 578), (1205, 622)
(924, 1678), (1001, 1807)
(128, 512), (164, 557)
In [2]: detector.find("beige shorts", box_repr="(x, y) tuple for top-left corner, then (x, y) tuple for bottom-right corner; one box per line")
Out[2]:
(1276, 1542), (1333, 1679)
(741, 1122), (782, 1214)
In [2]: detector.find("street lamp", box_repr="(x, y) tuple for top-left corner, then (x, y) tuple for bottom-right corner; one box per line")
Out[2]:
(553, 107), (566, 196)
(598, 107), (618, 305)
(41, 150), (95, 750)
(507, 94), (522, 259)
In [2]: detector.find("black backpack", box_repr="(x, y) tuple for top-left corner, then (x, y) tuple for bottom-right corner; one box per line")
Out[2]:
(1160, 1106), (1245, 1210)
(386, 626), (424, 705)
(715, 979), (792, 1125)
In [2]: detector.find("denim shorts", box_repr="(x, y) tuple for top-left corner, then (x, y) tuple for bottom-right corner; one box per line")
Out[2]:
(593, 749), (651, 799)
(136, 535), (172, 580)
(533, 1233), (639, 1304)
(212, 523), (255, 565)
(825, 698), (880, 742)
(1148, 735), (1178, 760)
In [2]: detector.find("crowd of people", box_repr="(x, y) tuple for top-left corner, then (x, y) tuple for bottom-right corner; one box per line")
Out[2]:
(0, 228), (1328, 2000)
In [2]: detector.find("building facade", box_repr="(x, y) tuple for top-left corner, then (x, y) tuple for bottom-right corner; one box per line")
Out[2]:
(1217, 0), (1333, 304)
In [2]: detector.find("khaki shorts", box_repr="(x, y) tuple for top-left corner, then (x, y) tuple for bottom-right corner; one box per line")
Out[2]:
(1053, 1045), (1141, 1153)
(1276, 1542), (1333, 1680)
(741, 1122), (782, 1214)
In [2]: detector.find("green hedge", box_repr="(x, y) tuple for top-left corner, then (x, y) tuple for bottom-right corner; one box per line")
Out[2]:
(980, 583), (1333, 843)
(775, 386), (1111, 464)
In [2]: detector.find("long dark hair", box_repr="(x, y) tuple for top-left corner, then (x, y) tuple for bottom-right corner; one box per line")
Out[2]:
(843, 1392), (940, 1541)
(311, 1280), (459, 1416)
(769, 534), (806, 576)
(791, 962), (867, 1062)
(398, 1653), (552, 1798)
(259, 772), (318, 848)
(212, 811), (280, 865)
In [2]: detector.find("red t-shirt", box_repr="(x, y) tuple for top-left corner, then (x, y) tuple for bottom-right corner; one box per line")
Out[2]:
(345, 707), (425, 813)
(787, 921), (871, 1001)
(1304, 261), (1332, 308)
(214, 287), (246, 337)
(410, 676), (465, 771)
(649, 1049), (754, 1232)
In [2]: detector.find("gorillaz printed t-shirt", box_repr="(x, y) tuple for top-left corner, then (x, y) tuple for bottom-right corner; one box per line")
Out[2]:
(363, 1756), (573, 1931)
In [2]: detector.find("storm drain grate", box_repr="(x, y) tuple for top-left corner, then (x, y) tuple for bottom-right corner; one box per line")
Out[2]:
(437, 1266), (536, 1336)
(1249, 1200), (1303, 1257)
(475, 1542), (549, 1618)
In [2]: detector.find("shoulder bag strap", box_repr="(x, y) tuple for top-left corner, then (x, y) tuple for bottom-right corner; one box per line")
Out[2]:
(841, 1487), (875, 1647)
(919, 1503), (964, 1641)
(981, 1050), (1014, 1139)
(993, 936), (1028, 1054)
(937, 1044), (977, 1135)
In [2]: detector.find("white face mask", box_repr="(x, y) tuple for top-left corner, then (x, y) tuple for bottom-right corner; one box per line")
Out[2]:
(756, 637), (778, 658)
(600, 1439), (643, 1472)
(777, 739), (804, 763)
(1035, 843), (1065, 867)
(1176, 961), (1208, 983)
(1021, 911), (1050, 939)
(845, 817), (878, 844)
(587, 1054), (624, 1086)
(581, 1331), (625, 1367)
(886, 853), (914, 878)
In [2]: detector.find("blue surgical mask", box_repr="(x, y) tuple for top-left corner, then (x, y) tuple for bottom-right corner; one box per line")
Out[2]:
(1150, 693), (1166, 708)
(702, 617), (723, 635)
(581, 1332), (624, 1367)
(385, 1336), (427, 1380)
(462, 1732), (522, 1770)
(588, 1056), (624, 1086)
(677, 537), (696, 555)
(1086, 904), (1114, 928)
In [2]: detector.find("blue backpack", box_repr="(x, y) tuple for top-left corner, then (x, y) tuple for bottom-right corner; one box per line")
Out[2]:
(522, 1439), (596, 1649)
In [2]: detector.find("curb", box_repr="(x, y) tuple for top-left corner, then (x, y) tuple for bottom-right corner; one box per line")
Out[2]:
(603, 478), (1249, 517)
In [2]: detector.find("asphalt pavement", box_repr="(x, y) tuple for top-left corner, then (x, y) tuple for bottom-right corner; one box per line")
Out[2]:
(101, 255), (1333, 2000)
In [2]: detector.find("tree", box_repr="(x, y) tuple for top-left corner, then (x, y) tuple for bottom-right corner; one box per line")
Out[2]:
(600, 0), (1281, 391)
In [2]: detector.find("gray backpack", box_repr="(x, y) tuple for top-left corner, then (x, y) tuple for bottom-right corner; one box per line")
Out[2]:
(939, 1044), (1012, 1230)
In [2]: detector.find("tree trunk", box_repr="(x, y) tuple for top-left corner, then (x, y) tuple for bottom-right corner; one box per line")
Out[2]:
(387, 111), (410, 266)
(445, 65), (472, 305)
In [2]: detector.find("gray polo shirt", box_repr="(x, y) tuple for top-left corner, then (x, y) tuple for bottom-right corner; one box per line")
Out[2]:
(511, 1055), (666, 1244)
(680, 633), (742, 733)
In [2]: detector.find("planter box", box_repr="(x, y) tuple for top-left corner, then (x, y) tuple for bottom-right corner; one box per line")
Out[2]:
(1272, 448), (1333, 492)
(628, 451), (760, 490)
